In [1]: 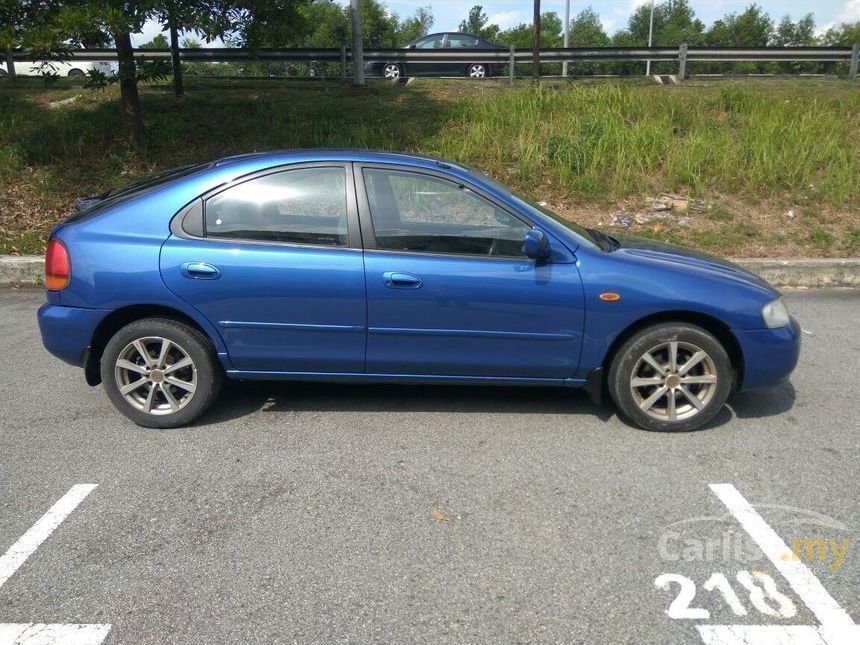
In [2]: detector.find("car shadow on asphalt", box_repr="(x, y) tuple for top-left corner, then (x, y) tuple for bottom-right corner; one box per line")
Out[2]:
(196, 379), (797, 431)
(729, 381), (796, 420)
(199, 381), (617, 425)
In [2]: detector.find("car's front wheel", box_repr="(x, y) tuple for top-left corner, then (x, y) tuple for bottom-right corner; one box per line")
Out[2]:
(101, 318), (223, 428)
(608, 323), (733, 432)
(67, 68), (85, 77)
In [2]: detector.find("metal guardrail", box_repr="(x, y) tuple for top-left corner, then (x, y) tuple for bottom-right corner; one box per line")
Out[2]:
(9, 44), (860, 79)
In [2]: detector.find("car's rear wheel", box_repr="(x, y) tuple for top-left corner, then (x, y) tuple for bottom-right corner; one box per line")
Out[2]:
(383, 63), (403, 80)
(608, 323), (733, 432)
(467, 63), (488, 78)
(101, 318), (222, 428)
(67, 68), (85, 77)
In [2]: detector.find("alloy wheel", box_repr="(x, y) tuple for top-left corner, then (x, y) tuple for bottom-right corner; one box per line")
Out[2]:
(629, 340), (718, 422)
(468, 64), (486, 78)
(114, 337), (197, 415)
(383, 64), (401, 80)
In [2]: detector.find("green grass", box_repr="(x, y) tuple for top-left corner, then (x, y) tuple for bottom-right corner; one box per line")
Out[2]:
(1, 76), (858, 256)
(436, 82), (859, 204)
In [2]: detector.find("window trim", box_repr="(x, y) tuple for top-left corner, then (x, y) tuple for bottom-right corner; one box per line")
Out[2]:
(355, 163), (545, 261)
(170, 162), (362, 251)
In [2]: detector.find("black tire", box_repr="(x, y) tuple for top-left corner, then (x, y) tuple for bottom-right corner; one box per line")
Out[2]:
(0, 68), (7, 76)
(100, 317), (223, 429)
(607, 323), (733, 432)
(67, 68), (85, 77)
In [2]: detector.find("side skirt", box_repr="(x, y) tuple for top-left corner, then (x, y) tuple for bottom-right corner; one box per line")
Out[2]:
(226, 370), (587, 389)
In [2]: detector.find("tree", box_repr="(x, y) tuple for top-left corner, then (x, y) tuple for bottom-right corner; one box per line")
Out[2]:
(397, 6), (433, 43)
(568, 7), (608, 46)
(705, 4), (773, 48)
(705, 3), (774, 73)
(771, 13), (816, 73)
(139, 33), (169, 49)
(37, 0), (156, 146)
(496, 11), (561, 48)
(233, 0), (311, 49)
(458, 6), (498, 40)
(627, 0), (704, 46)
(820, 21), (860, 47)
(567, 7), (609, 75)
(1, 0), (79, 81)
(772, 13), (815, 47)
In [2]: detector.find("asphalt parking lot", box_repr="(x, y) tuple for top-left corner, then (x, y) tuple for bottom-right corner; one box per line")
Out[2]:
(0, 288), (857, 644)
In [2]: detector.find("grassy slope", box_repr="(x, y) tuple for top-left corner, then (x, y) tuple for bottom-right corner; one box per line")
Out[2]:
(0, 76), (858, 256)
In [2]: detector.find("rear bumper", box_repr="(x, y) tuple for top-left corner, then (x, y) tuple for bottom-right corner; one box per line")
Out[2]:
(37, 303), (109, 368)
(734, 316), (801, 391)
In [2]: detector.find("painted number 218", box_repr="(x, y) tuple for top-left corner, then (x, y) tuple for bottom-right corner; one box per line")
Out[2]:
(655, 571), (797, 620)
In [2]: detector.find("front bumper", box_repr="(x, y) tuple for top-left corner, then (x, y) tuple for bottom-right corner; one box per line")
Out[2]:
(37, 303), (109, 368)
(733, 315), (802, 391)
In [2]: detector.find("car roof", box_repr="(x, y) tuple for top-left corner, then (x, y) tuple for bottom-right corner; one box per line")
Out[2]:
(211, 149), (470, 173)
(413, 32), (486, 40)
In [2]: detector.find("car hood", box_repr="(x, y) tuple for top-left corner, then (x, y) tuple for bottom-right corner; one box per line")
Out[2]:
(610, 233), (777, 293)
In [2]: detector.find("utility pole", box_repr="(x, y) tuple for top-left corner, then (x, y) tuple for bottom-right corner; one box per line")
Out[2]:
(532, 0), (541, 84)
(350, 0), (365, 86)
(562, 0), (570, 77)
(645, 1), (655, 76)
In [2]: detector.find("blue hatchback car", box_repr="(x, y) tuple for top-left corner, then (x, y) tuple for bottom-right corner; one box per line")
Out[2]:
(38, 150), (800, 431)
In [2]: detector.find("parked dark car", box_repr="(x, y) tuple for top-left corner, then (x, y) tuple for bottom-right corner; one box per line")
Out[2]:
(364, 32), (505, 79)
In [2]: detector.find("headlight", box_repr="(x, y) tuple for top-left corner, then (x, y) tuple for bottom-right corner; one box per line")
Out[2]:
(761, 297), (790, 329)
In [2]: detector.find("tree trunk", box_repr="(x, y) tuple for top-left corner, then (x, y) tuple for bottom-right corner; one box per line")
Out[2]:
(532, 0), (541, 84)
(169, 22), (183, 97)
(5, 47), (15, 81)
(350, 0), (365, 86)
(114, 30), (144, 147)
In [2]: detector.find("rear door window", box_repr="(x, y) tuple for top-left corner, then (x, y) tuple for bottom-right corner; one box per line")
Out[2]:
(204, 167), (349, 247)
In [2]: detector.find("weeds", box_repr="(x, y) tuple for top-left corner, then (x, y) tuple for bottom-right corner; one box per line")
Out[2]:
(0, 77), (858, 256)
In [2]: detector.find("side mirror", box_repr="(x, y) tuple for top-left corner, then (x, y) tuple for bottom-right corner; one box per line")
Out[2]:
(522, 228), (550, 260)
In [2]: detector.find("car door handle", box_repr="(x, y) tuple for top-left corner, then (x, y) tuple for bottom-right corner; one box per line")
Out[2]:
(383, 271), (422, 289)
(181, 261), (221, 280)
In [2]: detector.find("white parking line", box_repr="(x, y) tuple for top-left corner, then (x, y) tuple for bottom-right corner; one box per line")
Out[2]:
(0, 623), (111, 645)
(701, 484), (859, 645)
(0, 485), (109, 645)
(0, 484), (98, 589)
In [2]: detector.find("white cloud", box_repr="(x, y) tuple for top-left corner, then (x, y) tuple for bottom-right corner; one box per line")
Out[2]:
(130, 20), (166, 47)
(836, 0), (860, 22)
(487, 10), (528, 29)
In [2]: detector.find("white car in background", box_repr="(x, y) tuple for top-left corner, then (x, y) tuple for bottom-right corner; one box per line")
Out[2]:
(0, 53), (114, 77)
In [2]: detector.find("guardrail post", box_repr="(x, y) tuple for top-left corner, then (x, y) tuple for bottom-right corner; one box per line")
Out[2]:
(4, 47), (15, 81)
(678, 43), (688, 80)
(340, 44), (347, 79)
(509, 45), (515, 84)
(849, 43), (859, 80)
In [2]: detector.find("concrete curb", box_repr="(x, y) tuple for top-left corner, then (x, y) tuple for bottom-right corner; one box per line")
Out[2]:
(0, 255), (857, 289)
(733, 258), (859, 289)
(0, 256), (44, 287)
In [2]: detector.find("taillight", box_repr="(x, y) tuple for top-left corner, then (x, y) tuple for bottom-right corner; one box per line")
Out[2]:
(45, 238), (70, 290)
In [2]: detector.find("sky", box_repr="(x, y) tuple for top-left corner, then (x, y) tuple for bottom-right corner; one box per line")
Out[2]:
(130, 0), (860, 47)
